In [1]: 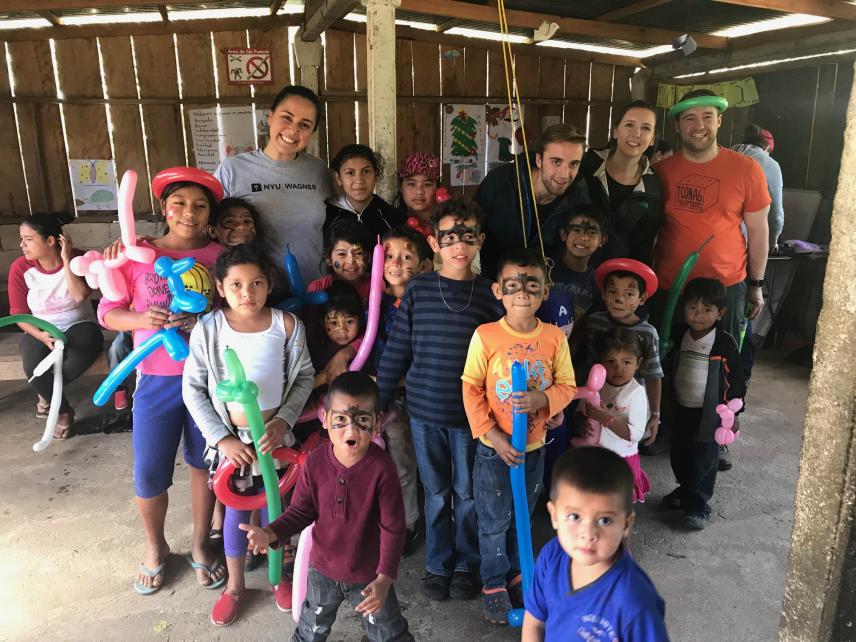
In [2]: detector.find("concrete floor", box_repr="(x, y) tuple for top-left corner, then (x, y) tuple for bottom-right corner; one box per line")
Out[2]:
(0, 353), (808, 642)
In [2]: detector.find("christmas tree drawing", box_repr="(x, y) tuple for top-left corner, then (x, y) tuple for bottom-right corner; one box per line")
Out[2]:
(450, 108), (479, 158)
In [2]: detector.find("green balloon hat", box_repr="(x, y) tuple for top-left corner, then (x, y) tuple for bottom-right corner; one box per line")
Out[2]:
(669, 94), (728, 118)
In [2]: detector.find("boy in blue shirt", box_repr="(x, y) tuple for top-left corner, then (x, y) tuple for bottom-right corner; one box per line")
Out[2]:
(523, 447), (669, 641)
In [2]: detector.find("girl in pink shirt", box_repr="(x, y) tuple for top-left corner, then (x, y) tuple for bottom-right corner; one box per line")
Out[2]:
(98, 167), (225, 596)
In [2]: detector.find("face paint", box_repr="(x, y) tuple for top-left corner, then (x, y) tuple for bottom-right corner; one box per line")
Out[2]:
(325, 312), (347, 331)
(328, 405), (375, 432)
(331, 243), (366, 273)
(566, 223), (601, 237)
(437, 221), (480, 248)
(501, 271), (545, 297)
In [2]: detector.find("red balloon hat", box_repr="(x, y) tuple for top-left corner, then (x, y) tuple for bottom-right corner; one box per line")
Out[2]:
(151, 166), (225, 202)
(595, 258), (658, 296)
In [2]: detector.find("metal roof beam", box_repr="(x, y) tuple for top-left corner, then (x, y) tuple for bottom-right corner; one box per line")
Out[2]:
(597, 0), (672, 22)
(713, 0), (856, 21)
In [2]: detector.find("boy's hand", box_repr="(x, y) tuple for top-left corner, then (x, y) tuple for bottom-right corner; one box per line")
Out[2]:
(238, 524), (276, 555)
(487, 427), (524, 467)
(137, 306), (171, 330)
(355, 574), (392, 616)
(512, 390), (548, 414)
(642, 416), (659, 446)
(102, 238), (125, 261)
(258, 416), (289, 454)
(545, 412), (564, 429)
(323, 344), (355, 382)
(165, 312), (198, 332)
(584, 400), (608, 424)
(218, 435), (256, 468)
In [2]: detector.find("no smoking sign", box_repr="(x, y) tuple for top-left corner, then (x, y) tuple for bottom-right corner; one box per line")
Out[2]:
(225, 47), (274, 86)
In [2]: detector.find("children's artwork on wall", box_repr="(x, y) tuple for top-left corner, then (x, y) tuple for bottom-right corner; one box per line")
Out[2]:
(68, 159), (118, 211)
(486, 103), (524, 173)
(443, 104), (486, 186)
(188, 106), (257, 172)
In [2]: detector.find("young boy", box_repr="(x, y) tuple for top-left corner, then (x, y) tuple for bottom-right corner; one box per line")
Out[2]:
(550, 205), (607, 322)
(585, 258), (663, 446)
(377, 199), (502, 601)
(661, 277), (746, 530)
(377, 225), (433, 556)
(462, 247), (576, 623)
(241, 372), (414, 642)
(523, 447), (669, 641)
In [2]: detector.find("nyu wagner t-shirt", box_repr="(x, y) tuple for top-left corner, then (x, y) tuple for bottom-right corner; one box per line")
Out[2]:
(214, 150), (335, 281)
(525, 538), (669, 641)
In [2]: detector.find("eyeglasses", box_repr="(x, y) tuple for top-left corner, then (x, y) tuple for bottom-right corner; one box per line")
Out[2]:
(328, 409), (375, 432)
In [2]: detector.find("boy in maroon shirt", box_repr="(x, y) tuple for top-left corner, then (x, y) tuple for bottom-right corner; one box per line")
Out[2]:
(242, 372), (413, 642)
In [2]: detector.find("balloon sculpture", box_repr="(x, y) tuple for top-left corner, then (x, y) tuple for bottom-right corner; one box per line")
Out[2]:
(0, 315), (66, 452)
(273, 245), (329, 312)
(714, 398), (744, 446)
(507, 360), (535, 627)
(658, 235), (714, 357)
(569, 364), (607, 448)
(70, 170), (156, 301)
(92, 257), (208, 406)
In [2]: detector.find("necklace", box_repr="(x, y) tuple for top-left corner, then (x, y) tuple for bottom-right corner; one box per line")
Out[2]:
(603, 381), (631, 410)
(437, 273), (475, 312)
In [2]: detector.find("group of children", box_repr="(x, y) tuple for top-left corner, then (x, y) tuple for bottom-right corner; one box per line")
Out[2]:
(15, 136), (747, 641)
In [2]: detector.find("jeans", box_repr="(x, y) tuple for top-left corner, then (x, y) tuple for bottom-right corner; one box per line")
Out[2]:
(670, 404), (719, 516)
(409, 419), (479, 577)
(293, 566), (414, 642)
(473, 442), (544, 589)
(383, 399), (420, 528)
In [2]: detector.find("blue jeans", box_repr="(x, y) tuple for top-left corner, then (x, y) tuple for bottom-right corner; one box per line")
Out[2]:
(473, 441), (544, 589)
(293, 566), (414, 642)
(409, 419), (479, 577)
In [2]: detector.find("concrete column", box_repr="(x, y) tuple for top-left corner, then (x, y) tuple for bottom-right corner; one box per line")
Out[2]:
(293, 34), (324, 158)
(780, 62), (856, 641)
(361, 0), (401, 201)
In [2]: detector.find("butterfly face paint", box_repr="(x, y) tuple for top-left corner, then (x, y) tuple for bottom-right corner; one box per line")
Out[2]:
(328, 405), (376, 432)
(324, 311), (359, 345)
(329, 241), (366, 282)
(437, 220), (481, 248)
(501, 271), (545, 297)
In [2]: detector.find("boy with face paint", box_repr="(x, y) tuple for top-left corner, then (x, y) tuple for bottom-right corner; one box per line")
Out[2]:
(462, 248), (576, 624)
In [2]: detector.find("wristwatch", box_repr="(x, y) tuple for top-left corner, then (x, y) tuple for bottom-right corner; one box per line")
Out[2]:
(747, 278), (765, 288)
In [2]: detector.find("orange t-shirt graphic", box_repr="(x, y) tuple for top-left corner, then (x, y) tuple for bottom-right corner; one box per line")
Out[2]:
(653, 148), (770, 289)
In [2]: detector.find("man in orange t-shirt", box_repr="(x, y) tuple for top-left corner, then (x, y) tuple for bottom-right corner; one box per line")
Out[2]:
(653, 89), (770, 341)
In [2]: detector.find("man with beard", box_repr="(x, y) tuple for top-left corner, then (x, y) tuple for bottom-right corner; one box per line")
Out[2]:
(476, 124), (590, 278)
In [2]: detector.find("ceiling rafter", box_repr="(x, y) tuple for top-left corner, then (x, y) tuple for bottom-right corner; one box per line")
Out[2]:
(597, 0), (673, 22)
(713, 0), (856, 21)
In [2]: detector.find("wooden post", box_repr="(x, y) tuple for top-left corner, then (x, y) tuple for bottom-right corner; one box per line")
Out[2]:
(780, 62), (856, 641)
(362, 0), (401, 201)
(293, 34), (324, 158)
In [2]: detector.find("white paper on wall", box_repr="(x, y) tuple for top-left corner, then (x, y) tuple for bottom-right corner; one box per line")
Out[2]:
(188, 105), (258, 172)
(485, 103), (524, 173)
(68, 159), (118, 211)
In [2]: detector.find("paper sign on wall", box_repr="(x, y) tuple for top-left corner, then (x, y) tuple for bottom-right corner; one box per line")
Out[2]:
(443, 104), (486, 186)
(68, 159), (118, 211)
(225, 48), (274, 86)
(188, 106), (257, 172)
(485, 103), (523, 173)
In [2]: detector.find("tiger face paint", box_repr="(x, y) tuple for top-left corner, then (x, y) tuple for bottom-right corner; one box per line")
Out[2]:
(383, 238), (422, 288)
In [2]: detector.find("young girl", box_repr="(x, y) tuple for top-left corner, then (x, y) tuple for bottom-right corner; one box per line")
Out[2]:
(98, 167), (225, 595)
(183, 243), (314, 625)
(584, 327), (651, 503)
(306, 219), (373, 300)
(209, 197), (261, 248)
(325, 144), (405, 238)
(8, 212), (102, 438)
(310, 280), (366, 388)
(396, 152), (440, 237)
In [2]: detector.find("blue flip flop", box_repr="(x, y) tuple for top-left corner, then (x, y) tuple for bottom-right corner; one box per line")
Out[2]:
(185, 554), (227, 590)
(134, 561), (166, 595)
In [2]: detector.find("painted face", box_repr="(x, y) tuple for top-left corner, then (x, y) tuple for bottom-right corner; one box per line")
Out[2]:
(18, 224), (54, 261)
(603, 274), (645, 322)
(548, 484), (633, 581)
(266, 95), (317, 160)
(400, 173), (437, 221)
(429, 215), (483, 271)
(536, 141), (584, 198)
(602, 348), (641, 387)
(676, 106), (721, 155)
(324, 310), (360, 346)
(384, 238), (422, 288)
(163, 185), (211, 240)
(327, 240), (366, 283)
(216, 263), (270, 316)
(494, 264), (548, 313)
(213, 207), (256, 246)
(324, 392), (379, 461)
(335, 157), (377, 208)
(684, 297), (723, 335)
(613, 107), (656, 158)
(561, 215), (604, 259)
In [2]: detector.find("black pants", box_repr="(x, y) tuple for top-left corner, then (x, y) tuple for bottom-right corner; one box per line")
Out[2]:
(670, 404), (719, 516)
(20, 322), (103, 413)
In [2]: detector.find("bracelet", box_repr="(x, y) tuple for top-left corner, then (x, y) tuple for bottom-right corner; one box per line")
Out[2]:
(650, 411), (660, 417)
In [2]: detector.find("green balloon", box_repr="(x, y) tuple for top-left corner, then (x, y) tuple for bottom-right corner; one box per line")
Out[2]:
(0, 315), (67, 342)
(215, 347), (283, 587)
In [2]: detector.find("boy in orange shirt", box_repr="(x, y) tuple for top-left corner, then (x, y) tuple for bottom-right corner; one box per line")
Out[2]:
(462, 248), (576, 624)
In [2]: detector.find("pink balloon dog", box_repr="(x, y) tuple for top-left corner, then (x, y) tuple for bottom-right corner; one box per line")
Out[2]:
(714, 398), (744, 445)
(71, 170), (156, 301)
(570, 364), (607, 447)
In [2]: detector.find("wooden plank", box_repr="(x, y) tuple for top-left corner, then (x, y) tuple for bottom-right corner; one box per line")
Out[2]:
(441, 44), (466, 97)
(248, 25), (292, 93)
(464, 47), (487, 97)
(0, 42), (29, 218)
(354, 32), (368, 93)
(213, 30), (253, 98)
(326, 102), (357, 162)
(396, 40), (414, 96)
(176, 32), (215, 169)
(133, 34), (184, 196)
(598, 0), (672, 21)
(411, 41), (440, 95)
(564, 60), (590, 131)
(99, 36), (151, 214)
(805, 64), (839, 190)
(8, 40), (71, 213)
(588, 63), (614, 148)
(396, 102), (416, 167)
(712, 0), (856, 22)
(514, 54), (540, 138)
(612, 66), (633, 106)
(324, 30), (355, 91)
(539, 56), (565, 127)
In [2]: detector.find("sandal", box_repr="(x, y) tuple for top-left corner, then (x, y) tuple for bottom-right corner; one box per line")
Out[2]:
(36, 396), (49, 419)
(53, 410), (74, 440)
(245, 550), (265, 572)
(481, 588), (512, 624)
(134, 561), (166, 595)
(186, 554), (227, 590)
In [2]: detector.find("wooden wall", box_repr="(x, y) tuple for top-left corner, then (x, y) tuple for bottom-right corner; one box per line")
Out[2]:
(0, 25), (634, 218)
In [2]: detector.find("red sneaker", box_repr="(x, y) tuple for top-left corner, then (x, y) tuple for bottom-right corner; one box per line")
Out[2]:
(273, 580), (293, 612)
(114, 388), (129, 411)
(211, 590), (242, 626)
